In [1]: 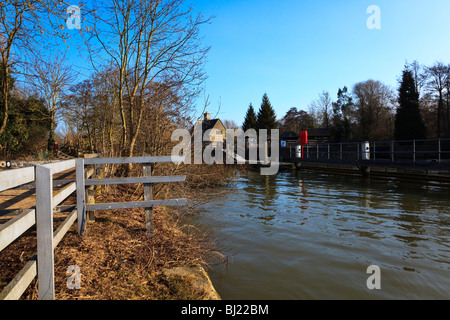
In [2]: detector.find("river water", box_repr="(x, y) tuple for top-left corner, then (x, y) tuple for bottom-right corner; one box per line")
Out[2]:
(192, 168), (450, 300)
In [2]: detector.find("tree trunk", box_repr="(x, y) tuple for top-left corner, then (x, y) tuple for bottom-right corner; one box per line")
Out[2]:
(0, 63), (9, 138)
(48, 110), (56, 155)
(438, 91), (443, 138)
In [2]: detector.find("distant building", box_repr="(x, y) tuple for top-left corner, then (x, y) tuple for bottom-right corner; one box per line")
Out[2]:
(280, 128), (331, 147)
(280, 131), (299, 148)
(307, 128), (331, 142)
(195, 113), (227, 144)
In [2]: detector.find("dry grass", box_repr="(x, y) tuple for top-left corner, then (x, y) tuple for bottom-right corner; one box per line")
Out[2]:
(53, 207), (220, 300)
(0, 163), (236, 300)
(0, 205), (221, 300)
(0, 194), (225, 300)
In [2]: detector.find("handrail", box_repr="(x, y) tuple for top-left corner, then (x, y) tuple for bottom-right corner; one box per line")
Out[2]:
(0, 160), (86, 300)
(76, 156), (186, 237)
(1, 156), (186, 300)
(290, 138), (450, 167)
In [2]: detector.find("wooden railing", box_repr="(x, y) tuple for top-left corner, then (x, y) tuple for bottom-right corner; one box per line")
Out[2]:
(0, 156), (186, 300)
(76, 156), (186, 236)
(0, 160), (89, 300)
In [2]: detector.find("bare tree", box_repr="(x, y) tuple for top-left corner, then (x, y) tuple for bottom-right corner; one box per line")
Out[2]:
(90, 65), (121, 157)
(408, 60), (427, 97)
(424, 62), (449, 138)
(0, 0), (70, 141)
(223, 119), (239, 130)
(310, 91), (332, 129)
(83, 0), (210, 158)
(353, 80), (395, 141)
(29, 54), (76, 151)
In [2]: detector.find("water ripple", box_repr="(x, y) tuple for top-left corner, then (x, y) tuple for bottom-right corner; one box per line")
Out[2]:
(194, 169), (450, 299)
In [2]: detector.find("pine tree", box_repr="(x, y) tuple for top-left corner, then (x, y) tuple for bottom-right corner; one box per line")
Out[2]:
(395, 68), (427, 140)
(256, 93), (277, 130)
(242, 103), (257, 131)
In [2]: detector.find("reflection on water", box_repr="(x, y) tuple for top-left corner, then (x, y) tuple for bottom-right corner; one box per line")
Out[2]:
(192, 169), (450, 300)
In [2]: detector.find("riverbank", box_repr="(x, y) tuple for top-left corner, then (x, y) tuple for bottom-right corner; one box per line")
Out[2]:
(0, 162), (235, 300)
(0, 204), (221, 300)
(52, 204), (221, 300)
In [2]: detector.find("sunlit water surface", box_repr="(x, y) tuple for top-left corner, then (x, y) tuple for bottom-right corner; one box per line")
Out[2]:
(191, 169), (450, 300)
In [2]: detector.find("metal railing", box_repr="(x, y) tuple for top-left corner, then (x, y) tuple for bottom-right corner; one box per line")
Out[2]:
(284, 138), (450, 168)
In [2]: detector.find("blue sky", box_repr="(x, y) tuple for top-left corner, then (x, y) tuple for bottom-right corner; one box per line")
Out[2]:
(185, 0), (450, 125)
(61, 0), (450, 126)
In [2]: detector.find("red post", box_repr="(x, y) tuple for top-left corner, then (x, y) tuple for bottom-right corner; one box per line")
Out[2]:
(299, 131), (308, 159)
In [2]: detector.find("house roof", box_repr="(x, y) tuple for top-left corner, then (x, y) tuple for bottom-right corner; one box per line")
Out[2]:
(195, 119), (226, 133)
(280, 131), (299, 140)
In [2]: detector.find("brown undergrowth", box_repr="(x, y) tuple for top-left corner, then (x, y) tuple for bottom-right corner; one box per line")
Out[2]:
(53, 207), (220, 300)
(0, 162), (238, 300)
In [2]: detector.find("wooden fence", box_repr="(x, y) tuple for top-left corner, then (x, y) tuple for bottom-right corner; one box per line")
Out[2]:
(76, 156), (186, 236)
(0, 160), (85, 300)
(0, 156), (186, 300)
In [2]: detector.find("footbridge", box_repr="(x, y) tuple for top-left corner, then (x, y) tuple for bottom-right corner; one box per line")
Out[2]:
(280, 138), (450, 181)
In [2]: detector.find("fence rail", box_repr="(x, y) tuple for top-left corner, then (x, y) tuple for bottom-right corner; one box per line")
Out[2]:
(282, 138), (450, 169)
(76, 156), (185, 236)
(1, 155), (185, 300)
(0, 159), (89, 300)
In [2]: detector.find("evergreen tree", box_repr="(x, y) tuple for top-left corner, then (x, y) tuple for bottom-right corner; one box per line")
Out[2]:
(395, 68), (427, 140)
(242, 103), (257, 131)
(279, 107), (314, 133)
(0, 67), (50, 157)
(256, 93), (277, 130)
(331, 86), (355, 142)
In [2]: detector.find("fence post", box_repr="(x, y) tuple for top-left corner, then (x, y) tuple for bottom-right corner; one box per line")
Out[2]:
(340, 143), (342, 161)
(76, 158), (86, 235)
(86, 165), (99, 222)
(413, 140), (416, 164)
(143, 163), (153, 235)
(391, 140), (394, 162)
(35, 165), (55, 300)
(373, 142), (376, 161)
(438, 138), (441, 163)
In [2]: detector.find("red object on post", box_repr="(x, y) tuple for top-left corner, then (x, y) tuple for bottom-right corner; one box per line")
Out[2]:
(299, 131), (308, 159)
(299, 131), (308, 145)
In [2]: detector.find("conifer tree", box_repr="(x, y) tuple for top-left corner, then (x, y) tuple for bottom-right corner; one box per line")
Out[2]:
(395, 68), (427, 140)
(242, 103), (257, 131)
(256, 93), (277, 130)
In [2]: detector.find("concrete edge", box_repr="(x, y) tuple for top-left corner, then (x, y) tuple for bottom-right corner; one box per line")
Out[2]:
(162, 265), (221, 300)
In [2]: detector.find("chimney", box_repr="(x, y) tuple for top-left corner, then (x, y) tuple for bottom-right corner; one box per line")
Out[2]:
(204, 112), (210, 121)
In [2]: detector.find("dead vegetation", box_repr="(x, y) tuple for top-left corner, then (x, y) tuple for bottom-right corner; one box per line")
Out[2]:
(0, 163), (239, 300)
(52, 206), (221, 300)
